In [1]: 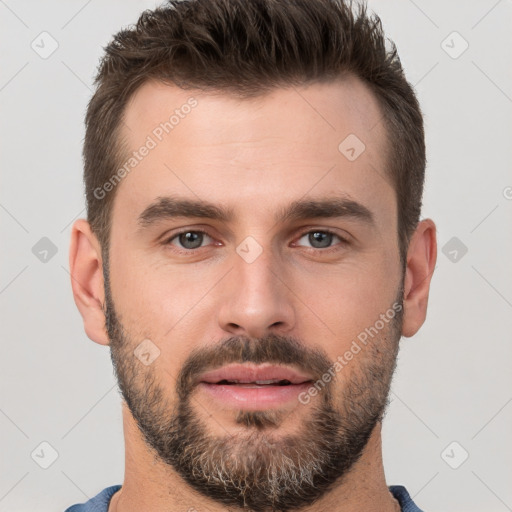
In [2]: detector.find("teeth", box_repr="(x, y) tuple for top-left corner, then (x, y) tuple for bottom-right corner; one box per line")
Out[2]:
(254, 379), (280, 385)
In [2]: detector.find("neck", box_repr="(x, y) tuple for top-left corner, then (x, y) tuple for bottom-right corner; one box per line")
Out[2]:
(109, 402), (400, 512)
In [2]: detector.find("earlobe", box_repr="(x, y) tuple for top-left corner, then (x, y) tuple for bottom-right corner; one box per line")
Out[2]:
(401, 219), (437, 338)
(69, 219), (110, 346)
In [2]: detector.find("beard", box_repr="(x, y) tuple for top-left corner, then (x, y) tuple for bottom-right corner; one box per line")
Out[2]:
(104, 265), (404, 512)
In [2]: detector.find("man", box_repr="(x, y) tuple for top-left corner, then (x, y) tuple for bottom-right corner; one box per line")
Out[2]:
(66, 0), (437, 510)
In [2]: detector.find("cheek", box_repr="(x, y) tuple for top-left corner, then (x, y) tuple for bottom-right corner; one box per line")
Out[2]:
(295, 256), (400, 351)
(108, 247), (219, 341)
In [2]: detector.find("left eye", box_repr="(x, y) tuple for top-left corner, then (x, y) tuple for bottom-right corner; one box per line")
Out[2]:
(295, 230), (345, 249)
(167, 230), (213, 250)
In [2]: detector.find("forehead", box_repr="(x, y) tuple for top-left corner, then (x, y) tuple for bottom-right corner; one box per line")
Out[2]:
(113, 76), (394, 229)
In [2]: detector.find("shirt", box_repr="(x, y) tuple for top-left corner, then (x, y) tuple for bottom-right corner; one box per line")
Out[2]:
(64, 484), (424, 511)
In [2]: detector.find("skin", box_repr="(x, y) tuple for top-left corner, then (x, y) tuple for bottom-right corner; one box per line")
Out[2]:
(69, 75), (437, 511)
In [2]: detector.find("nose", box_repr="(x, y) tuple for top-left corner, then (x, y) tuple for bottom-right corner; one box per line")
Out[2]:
(217, 244), (297, 339)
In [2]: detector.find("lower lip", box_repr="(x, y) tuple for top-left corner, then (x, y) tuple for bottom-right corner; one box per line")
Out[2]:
(197, 382), (312, 409)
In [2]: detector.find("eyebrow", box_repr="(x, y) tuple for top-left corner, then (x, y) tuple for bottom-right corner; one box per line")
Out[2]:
(137, 195), (375, 229)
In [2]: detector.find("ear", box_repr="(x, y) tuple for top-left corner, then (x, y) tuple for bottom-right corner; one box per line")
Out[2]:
(401, 218), (437, 338)
(69, 218), (110, 346)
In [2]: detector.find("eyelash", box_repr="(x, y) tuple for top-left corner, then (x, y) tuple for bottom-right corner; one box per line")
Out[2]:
(162, 228), (349, 255)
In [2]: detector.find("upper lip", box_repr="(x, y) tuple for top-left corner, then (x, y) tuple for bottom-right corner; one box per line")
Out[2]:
(198, 363), (314, 385)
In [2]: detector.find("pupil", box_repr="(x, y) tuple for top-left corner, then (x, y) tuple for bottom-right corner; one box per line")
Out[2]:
(179, 232), (203, 249)
(309, 231), (332, 248)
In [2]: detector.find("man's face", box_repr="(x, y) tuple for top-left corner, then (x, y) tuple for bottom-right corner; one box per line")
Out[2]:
(105, 77), (403, 511)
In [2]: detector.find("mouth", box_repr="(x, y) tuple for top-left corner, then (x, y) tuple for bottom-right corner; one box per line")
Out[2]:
(213, 379), (296, 387)
(199, 363), (313, 386)
(196, 364), (314, 409)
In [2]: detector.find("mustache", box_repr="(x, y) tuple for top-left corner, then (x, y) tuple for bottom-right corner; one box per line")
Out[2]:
(175, 334), (333, 400)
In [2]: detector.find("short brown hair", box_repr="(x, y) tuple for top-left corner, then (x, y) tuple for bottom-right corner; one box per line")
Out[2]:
(84, 0), (425, 266)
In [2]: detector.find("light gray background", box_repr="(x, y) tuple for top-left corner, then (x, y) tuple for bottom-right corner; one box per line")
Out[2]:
(1, 1), (511, 511)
